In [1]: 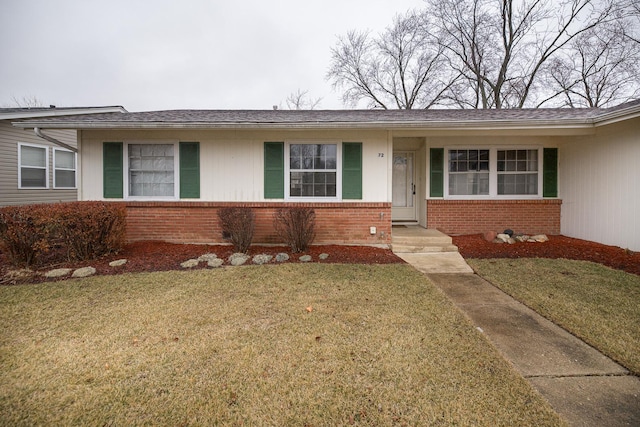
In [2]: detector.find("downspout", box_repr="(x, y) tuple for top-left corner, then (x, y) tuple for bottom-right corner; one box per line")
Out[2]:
(34, 127), (78, 152)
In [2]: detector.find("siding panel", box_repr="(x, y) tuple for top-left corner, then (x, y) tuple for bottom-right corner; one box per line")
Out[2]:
(0, 121), (77, 206)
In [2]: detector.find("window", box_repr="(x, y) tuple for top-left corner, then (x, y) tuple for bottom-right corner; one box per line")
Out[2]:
(53, 149), (76, 188)
(497, 149), (538, 195)
(289, 144), (337, 197)
(448, 149), (490, 195)
(19, 143), (48, 188)
(127, 144), (175, 197)
(443, 147), (542, 198)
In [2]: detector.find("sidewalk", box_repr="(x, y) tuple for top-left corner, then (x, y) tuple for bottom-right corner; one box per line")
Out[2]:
(400, 254), (640, 426)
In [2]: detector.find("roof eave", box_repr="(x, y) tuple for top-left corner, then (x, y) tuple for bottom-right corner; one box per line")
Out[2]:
(12, 118), (596, 131)
(1, 106), (127, 120)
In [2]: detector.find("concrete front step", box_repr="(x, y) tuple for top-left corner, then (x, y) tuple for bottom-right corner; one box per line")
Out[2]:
(391, 227), (458, 254)
(392, 244), (459, 253)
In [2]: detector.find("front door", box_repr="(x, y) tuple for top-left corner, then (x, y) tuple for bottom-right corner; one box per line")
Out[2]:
(392, 151), (416, 222)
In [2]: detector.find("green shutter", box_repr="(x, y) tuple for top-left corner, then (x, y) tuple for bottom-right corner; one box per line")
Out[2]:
(103, 142), (123, 198)
(543, 147), (558, 197)
(264, 142), (284, 199)
(430, 148), (444, 197)
(342, 142), (362, 199)
(180, 142), (200, 198)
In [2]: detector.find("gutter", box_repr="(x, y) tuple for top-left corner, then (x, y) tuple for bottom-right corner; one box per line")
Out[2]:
(34, 127), (78, 152)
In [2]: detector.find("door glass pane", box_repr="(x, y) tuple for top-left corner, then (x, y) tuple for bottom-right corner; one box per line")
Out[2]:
(393, 154), (407, 207)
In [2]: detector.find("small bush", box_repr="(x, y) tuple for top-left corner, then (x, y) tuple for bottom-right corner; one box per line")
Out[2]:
(273, 207), (316, 253)
(0, 205), (53, 267)
(0, 202), (126, 267)
(218, 207), (255, 253)
(54, 202), (126, 261)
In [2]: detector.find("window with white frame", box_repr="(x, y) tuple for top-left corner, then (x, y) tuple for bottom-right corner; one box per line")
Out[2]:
(288, 143), (337, 198)
(53, 149), (76, 188)
(18, 143), (48, 189)
(497, 149), (538, 195)
(448, 149), (490, 195)
(446, 147), (541, 197)
(127, 143), (176, 197)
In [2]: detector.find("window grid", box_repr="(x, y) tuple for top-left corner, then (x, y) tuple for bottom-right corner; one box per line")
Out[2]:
(497, 149), (538, 195)
(448, 149), (490, 195)
(289, 144), (337, 197)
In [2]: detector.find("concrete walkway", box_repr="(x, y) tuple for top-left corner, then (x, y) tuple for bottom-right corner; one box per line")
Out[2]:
(400, 254), (640, 426)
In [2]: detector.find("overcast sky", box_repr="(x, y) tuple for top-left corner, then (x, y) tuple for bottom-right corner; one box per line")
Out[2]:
(0, 0), (425, 111)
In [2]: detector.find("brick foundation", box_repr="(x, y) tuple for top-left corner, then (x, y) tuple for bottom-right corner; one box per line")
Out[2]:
(427, 199), (562, 235)
(122, 202), (392, 245)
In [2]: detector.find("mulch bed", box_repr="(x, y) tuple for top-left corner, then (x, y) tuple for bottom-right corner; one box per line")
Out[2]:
(452, 234), (640, 276)
(2, 234), (639, 284)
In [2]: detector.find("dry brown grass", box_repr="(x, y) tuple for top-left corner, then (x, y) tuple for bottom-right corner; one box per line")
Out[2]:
(469, 258), (640, 375)
(0, 264), (563, 426)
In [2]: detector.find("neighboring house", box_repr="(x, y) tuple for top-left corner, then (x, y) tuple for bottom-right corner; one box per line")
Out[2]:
(13, 100), (640, 251)
(1, 106), (126, 206)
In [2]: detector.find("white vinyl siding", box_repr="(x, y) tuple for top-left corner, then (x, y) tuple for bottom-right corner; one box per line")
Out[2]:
(53, 149), (77, 189)
(79, 129), (390, 202)
(18, 143), (48, 189)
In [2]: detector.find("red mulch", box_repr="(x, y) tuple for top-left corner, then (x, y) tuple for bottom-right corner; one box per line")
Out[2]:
(453, 234), (640, 276)
(0, 242), (404, 284)
(2, 235), (639, 284)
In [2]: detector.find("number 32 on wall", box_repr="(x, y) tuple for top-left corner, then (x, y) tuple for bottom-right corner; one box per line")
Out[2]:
(378, 153), (385, 157)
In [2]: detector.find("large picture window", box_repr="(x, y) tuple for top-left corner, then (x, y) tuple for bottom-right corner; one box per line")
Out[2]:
(289, 144), (337, 197)
(19, 143), (48, 189)
(128, 144), (175, 197)
(53, 149), (76, 189)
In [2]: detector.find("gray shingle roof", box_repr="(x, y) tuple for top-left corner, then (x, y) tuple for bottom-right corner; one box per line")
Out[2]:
(12, 100), (640, 130)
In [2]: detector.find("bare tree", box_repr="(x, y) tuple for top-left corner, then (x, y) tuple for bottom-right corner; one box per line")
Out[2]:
(8, 95), (45, 108)
(429, 0), (618, 109)
(543, 21), (640, 107)
(283, 89), (322, 110)
(327, 11), (456, 109)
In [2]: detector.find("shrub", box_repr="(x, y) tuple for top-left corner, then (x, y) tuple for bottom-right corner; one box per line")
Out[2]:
(273, 207), (316, 253)
(218, 207), (255, 253)
(54, 202), (126, 261)
(0, 205), (53, 267)
(0, 202), (126, 267)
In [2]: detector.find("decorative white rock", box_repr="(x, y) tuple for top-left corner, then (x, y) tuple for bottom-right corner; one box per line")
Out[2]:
(299, 255), (312, 262)
(252, 254), (273, 265)
(207, 259), (224, 268)
(275, 253), (290, 262)
(229, 253), (250, 266)
(109, 259), (127, 267)
(198, 253), (218, 262)
(45, 268), (72, 278)
(72, 267), (96, 278)
(319, 253), (329, 260)
(180, 259), (200, 268)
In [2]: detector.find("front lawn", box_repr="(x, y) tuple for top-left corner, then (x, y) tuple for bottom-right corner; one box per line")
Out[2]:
(468, 258), (640, 375)
(0, 264), (562, 426)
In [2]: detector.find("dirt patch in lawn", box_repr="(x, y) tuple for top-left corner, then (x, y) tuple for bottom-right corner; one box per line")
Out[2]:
(453, 234), (640, 276)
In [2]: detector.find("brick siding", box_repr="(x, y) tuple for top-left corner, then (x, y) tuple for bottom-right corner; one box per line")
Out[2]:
(122, 202), (392, 245)
(427, 199), (562, 235)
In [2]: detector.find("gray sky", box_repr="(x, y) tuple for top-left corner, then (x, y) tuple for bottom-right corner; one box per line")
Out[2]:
(0, 0), (425, 111)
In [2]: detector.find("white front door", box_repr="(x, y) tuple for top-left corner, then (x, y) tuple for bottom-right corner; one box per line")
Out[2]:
(392, 152), (416, 222)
